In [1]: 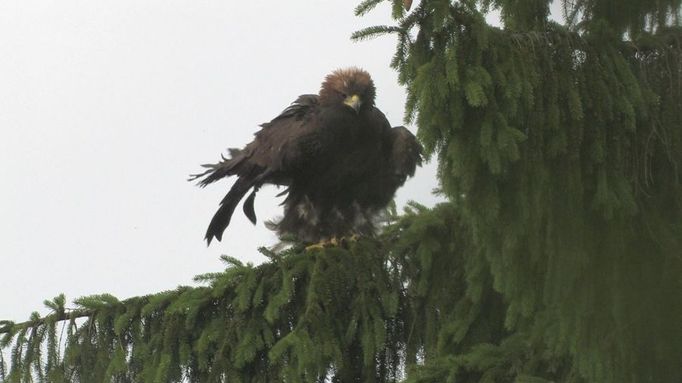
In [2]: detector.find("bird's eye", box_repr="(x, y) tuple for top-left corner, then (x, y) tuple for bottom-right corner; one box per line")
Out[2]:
(340, 92), (347, 98)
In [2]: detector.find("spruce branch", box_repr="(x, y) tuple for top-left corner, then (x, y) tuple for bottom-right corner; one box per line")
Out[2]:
(351, 25), (403, 41)
(354, 0), (384, 16)
(0, 293), (127, 336)
(0, 308), (93, 335)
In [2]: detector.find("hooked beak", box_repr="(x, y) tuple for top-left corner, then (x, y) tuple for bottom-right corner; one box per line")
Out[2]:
(344, 94), (362, 113)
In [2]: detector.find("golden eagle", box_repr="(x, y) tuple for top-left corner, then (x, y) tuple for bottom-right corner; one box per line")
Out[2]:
(191, 68), (421, 245)
(274, 125), (421, 243)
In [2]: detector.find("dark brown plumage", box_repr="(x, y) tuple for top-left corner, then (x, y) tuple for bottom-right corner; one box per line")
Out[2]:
(275, 125), (421, 242)
(191, 68), (421, 245)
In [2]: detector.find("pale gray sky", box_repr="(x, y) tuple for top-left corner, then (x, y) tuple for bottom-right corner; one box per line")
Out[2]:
(0, 1), (444, 322)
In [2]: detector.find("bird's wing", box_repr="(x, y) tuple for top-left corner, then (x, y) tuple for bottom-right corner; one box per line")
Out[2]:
(270, 94), (319, 122)
(191, 94), (338, 244)
(244, 94), (325, 174)
(189, 94), (320, 186)
(388, 126), (423, 182)
(244, 94), (373, 187)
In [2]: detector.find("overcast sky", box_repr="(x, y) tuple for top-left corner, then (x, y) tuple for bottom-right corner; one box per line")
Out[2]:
(0, 1), (448, 322)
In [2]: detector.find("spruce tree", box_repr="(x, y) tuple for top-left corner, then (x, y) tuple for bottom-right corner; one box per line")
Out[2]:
(2, 1), (681, 382)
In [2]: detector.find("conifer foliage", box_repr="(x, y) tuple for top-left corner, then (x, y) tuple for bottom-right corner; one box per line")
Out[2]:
(0, 205), (476, 382)
(353, 0), (682, 381)
(2, 1), (681, 382)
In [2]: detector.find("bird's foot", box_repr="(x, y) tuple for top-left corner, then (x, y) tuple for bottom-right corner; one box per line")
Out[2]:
(305, 242), (325, 251)
(347, 234), (361, 242)
(338, 234), (361, 248)
(304, 235), (361, 251)
(305, 237), (339, 251)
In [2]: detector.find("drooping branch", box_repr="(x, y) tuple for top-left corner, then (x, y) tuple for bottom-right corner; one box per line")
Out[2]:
(1, 233), (465, 382)
(0, 309), (92, 335)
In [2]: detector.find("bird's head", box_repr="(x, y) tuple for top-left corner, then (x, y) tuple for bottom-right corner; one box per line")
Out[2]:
(319, 67), (376, 113)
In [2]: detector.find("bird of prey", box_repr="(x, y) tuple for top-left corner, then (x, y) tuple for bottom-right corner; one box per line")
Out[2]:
(191, 68), (421, 245)
(274, 125), (421, 243)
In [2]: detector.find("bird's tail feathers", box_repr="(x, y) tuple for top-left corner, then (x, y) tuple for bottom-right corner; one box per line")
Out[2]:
(242, 188), (258, 225)
(188, 149), (245, 187)
(205, 176), (255, 245)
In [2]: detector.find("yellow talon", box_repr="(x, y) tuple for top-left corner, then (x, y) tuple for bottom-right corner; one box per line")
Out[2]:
(305, 242), (327, 251)
(305, 237), (344, 251)
(305, 238), (331, 251)
(338, 234), (361, 248)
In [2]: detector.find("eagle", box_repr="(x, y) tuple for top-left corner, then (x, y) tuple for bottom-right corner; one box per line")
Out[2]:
(191, 68), (421, 245)
(273, 125), (421, 243)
